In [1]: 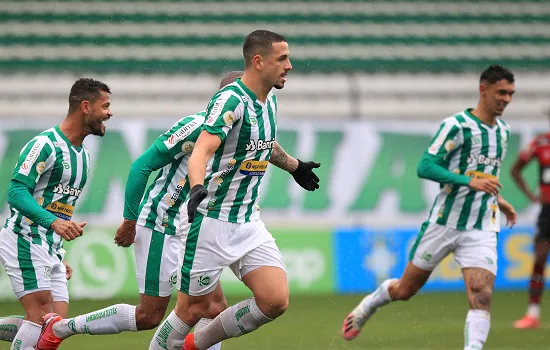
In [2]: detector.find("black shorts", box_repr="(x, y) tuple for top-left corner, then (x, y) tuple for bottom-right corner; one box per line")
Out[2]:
(535, 204), (550, 241)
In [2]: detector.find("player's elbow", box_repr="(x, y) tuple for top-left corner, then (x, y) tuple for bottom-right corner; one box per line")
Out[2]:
(417, 160), (429, 179)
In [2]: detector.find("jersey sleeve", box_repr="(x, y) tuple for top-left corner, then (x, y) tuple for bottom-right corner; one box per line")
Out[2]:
(519, 136), (539, 163)
(12, 136), (55, 189)
(154, 115), (204, 158)
(203, 91), (244, 142)
(425, 118), (463, 160)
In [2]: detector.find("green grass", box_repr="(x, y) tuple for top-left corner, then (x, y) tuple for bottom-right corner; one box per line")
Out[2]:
(1, 292), (548, 349)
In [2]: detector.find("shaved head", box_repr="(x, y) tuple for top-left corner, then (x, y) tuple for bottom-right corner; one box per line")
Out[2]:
(219, 71), (244, 89)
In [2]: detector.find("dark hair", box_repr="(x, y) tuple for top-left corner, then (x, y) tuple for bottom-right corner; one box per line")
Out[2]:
(219, 71), (244, 89)
(68, 78), (111, 112)
(243, 30), (287, 67)
(480, 65), (515, 85)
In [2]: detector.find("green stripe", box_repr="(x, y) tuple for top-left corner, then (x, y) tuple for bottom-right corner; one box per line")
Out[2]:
(30, 225), (41, 245)
(228, 101), (265, 222)
(144, 230), (165, 296)
(4, 58), (550, 74)
(179, 213), (204, 294)
(3, 13), (547, 23)
(139, 170), (163, 221)
(145, 160), (182, 229)
(457, 127), (490, 229)
(474, 127), (504, 230)
(409, 221), (430, 262)
(17, 234), (38, 291)
(4, 35), (550, 47)
(164, 178), (190, 236)
(437, 115), (470, 226)
(209, 102), (252, 220)
(43, 140), (65, 254)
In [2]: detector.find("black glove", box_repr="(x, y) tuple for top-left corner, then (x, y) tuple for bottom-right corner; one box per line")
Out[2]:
(291, 159), (321, 191)
(187, 184), (208, 223)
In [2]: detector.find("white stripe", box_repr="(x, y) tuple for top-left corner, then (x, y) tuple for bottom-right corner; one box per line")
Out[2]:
(1, 1), (547, 16)
(137, 164), (173, 230)
(4, 43), (549, 61)
(1, 22), (548, 38)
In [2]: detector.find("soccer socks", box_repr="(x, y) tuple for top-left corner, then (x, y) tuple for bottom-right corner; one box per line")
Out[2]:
(464, 310), (490, 350)
(11, 320), (41, 350)
(526, 262), (544, 318)
(52, 304), (137, 338)
(358, 278), (395, 315)
(194, 298), (272, 349)
(149, 311), (191, 350)
(194, 319), (221, 350)
(0, 315), (24, 342)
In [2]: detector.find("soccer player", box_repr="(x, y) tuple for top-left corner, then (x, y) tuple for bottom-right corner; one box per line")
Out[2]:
(511, 122), (550, 329)
(342, 65), (517, 350)
(149, 30), (321, 350)
(34, 72), (244, 350)
(0, 78), (111, 350)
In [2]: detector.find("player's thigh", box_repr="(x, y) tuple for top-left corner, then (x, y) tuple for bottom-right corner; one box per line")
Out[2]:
(454, 229), (498, 276)
(135, 225), (180, 298)
(177, 213), (238, 297)
(408, 222), (456, 271)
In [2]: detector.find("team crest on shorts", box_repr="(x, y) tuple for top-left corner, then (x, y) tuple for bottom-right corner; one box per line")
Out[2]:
(170, 272), (178, 286)
(197, 274), (211, 287)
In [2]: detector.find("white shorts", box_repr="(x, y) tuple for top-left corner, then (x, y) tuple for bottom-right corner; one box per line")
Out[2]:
(0, 228), (68, 302)
(409, 222), (498, 275)
(134, 225), (180, 297)
(177, 213), (286, 296)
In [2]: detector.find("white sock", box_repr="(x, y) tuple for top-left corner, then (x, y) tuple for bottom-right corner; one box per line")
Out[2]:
(53, 304), (137, 339)
(195, 298), (272, 349)
(527, 303), (541, 319)
(194, 319), (221, 350)
(11, 320), (41, 350)
(0, 316), (24, 342)
(149, 311), (191, 350)
(358, 278), (395, 315)
(464, 310), (490, 350)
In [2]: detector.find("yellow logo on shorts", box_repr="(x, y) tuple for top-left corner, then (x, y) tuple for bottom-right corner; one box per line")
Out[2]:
(239, 160), (268, 176)
(45, 202), (74, 220)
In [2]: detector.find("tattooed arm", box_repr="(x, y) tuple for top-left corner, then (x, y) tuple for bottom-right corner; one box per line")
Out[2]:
(269, 142), (299, 172)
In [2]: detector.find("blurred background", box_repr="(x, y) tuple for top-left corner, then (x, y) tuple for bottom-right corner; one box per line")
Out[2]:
(1, 0), (550, 349)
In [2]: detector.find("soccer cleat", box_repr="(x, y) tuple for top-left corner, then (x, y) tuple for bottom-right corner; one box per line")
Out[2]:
(513, 315), (540, 329)
(342, 295), (374, 341)
(35, 313), (64, 350)
(182, 333), (197, 350)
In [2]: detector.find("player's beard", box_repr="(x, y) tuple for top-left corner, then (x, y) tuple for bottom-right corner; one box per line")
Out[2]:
(87, 115), (106, 137)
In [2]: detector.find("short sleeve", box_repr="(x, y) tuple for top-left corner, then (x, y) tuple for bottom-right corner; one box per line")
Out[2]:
(12, 136), (54, 189)
(426, 118), (463, 160)
(203, 91), (243, 142)
(154, 115), (204, 158)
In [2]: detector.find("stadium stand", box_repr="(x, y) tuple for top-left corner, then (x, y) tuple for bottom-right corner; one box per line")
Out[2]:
(1, 0), (549, 120)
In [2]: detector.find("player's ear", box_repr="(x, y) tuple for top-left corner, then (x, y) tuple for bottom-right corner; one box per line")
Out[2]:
(80, 100), (92, 114)
(252, 54), (263, 70)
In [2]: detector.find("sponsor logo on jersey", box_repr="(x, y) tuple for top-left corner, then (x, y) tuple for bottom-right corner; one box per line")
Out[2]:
(45, 202), (75, 220)
(206, 198), (216, 210)
(37, 197), (44, 206)
(239, 160), (269, 176)
(164, 178), (187, 207)
(223, 111), (236, 126)
(36, 161), (46, 174)
(216, 159), (238, 182)
(465, 170), (498, 180)
(466, 154), (502, 168)
(444, 140), (455, 152)
(166, 120), (200, 145)
(181, 141), (195, 154)
(244, 139), (275, 152)
(213, 176), (223, 185)
(53, 184), (83, 197)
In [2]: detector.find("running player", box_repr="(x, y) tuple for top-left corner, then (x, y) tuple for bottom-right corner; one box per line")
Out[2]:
(342, 65), (517, 350)
(0, 78), (111, 350)
(149, 30), (321, 350)
(34, 72), (244, 350)
(511, 122), (550, 329)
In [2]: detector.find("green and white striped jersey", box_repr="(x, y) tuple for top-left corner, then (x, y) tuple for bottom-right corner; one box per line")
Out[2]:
(137, 112), (205, 234)
(424, 109), (511, 232)
(5, 125), (90, 255)
(197, 78), (277, 223)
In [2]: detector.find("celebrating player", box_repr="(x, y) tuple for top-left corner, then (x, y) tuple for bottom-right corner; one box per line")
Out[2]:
(149, 30), (321, 350)
(511, 120), (550, 329)
(34, 72), (244, 350)
(342, 65), (517, 350)
(0, 78), (111, 350)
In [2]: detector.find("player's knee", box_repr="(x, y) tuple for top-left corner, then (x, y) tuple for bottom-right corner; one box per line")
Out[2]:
(135, 305), (165, 330)
(469, 284), (493, 310)
(256, 294), (289, 319)
(391, 284), (418, 301)
(175, 300), (209, 324)
(206, 299), (228, 319)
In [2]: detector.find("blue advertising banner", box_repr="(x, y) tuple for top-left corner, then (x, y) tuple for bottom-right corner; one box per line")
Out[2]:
(334, 226), (542, 293)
